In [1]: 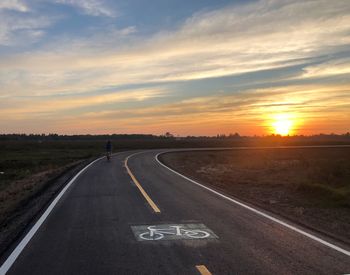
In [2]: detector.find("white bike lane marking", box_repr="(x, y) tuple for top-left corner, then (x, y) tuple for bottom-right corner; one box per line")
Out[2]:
(126, 152), (216, 273)
(131, 224), (218, 241)
(155, 150), (350, 257)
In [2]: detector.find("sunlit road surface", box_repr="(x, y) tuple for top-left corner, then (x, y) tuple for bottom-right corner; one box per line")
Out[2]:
(1, 148), (350, 274)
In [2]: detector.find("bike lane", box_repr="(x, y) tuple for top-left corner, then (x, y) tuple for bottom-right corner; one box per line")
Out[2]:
(4, 149), (350, 274)
(125, 150), (350, 275)
(6, 151), (208, 275)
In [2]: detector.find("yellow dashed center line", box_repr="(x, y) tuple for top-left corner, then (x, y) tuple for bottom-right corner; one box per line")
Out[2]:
(124, 154), (161, 213)
(196, 265), (212, 275)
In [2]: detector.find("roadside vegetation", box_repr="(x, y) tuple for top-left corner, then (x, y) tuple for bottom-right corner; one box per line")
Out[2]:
(0, 141), (104, 186)
(0, 141), (105, 227)
(161, 147), (350, 243)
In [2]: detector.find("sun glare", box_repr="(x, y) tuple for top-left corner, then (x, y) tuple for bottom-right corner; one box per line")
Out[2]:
(271, 114), (294, 136)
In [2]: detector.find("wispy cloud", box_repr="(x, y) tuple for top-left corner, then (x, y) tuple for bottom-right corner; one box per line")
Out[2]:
(0, 88), (167, 118)
(2, 0), (350, 94)
(1, 0), (350, 134)
(3, 83), (346, 135)
(0, 15), (51, 46)
(0, 1), (56, 46)
(55, 0), (117, 17)
(0, 0), (28, 12)
(302, 58), (350, 78)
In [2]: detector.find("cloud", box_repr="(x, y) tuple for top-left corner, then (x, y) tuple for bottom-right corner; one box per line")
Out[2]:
(0, 0), (57, 46)
(0, 14), (52, 46)
(24, 83), (347, 135)
(55, 0), (117, 17)
(0, 0), (28, 12)
(1, 83), (348, 135)
(302, 58), (350, 78)
(0, 88), (167, 118)
(2, 0), (350, 95)
(98, 84), (350, 120)
(0, 0), (118, 46)
(1, 0), (350, 134)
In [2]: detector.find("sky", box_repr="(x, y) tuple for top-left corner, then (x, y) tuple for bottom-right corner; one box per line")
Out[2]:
(0, 0), (350, 136)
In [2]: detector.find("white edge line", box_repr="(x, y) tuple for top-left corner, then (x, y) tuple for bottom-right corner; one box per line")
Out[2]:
(0, 153), (120, 275)
(155, 151), (350, 257)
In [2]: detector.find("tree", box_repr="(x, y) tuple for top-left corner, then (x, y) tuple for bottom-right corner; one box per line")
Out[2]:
(164, 132), (174, 138)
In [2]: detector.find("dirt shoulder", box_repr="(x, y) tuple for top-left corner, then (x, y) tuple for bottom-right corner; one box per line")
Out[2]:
(0, 158), (94, 258)
(160, 148), (350, 245)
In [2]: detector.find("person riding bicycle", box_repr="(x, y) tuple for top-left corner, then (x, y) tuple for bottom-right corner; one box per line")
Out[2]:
(106, 140), (112, 160)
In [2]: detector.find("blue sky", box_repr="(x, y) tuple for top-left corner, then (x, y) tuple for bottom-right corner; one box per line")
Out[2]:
(0, 0), (350, 135)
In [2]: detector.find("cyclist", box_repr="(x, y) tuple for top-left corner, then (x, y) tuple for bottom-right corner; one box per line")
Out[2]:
(106, 140), (112, 161)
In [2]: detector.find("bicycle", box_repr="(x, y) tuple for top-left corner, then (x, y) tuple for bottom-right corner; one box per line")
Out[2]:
(106, 151), (111, 161)
(139, 225), (210, 241)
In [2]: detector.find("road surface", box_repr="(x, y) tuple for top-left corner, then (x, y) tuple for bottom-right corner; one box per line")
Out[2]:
(1, 149), (349, 274)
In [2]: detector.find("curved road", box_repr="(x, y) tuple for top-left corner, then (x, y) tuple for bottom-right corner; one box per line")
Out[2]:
(1, 149), (350, 274)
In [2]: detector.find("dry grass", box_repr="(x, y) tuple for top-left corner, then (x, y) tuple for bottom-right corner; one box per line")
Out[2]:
(0, 140), (105, 228)
(0, 163), (80, 225)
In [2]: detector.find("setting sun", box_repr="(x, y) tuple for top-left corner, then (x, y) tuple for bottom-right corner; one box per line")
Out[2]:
(271, 114), (294, 136)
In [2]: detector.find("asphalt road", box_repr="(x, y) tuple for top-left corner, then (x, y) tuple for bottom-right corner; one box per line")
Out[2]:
(1, 149), (350, 274)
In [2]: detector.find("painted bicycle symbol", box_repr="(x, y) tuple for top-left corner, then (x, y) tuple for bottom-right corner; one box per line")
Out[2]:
(139, 225), (211, 241)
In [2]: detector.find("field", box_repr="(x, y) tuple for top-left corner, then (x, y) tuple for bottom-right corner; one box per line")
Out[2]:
(0, 141), (105, 185)
(160, 147), (350, 243)
(0, 141), (108, 231)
